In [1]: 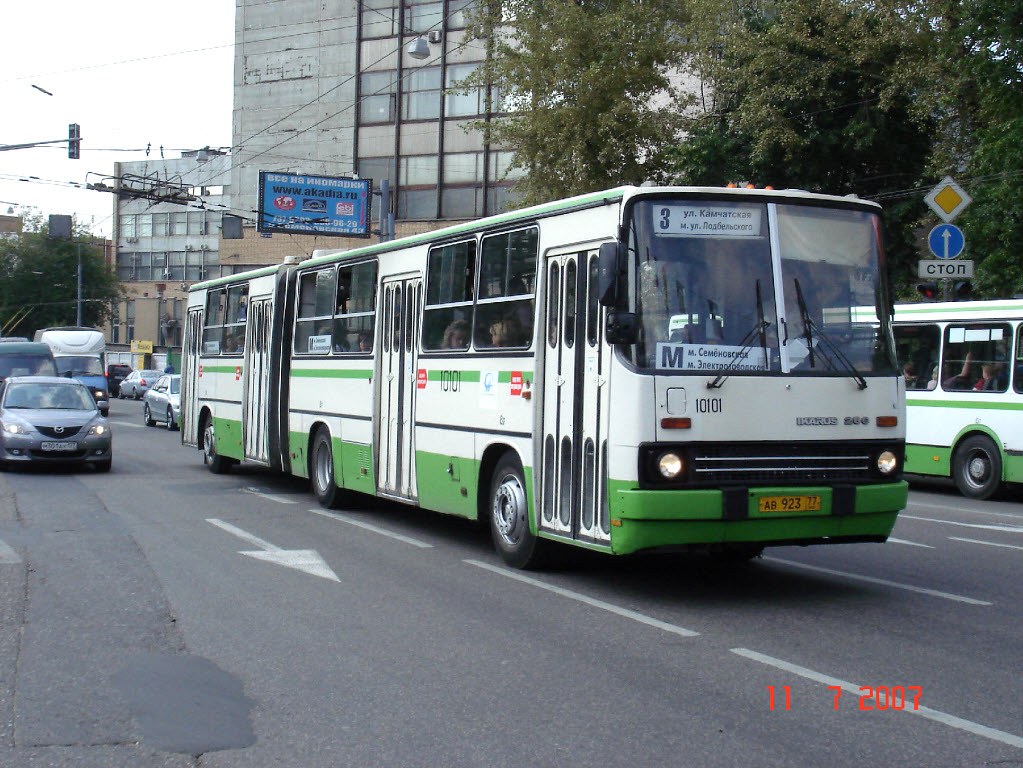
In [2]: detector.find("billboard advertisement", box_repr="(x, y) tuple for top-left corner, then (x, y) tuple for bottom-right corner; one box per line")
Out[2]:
(257, 172), (372, 237)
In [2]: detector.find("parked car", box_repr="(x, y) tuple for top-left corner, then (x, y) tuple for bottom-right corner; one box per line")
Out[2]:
(143, 374), (180, 430)
(119, 369), (162, 399)
(0, 375), (112, 472)
(106, 364), (132, 397)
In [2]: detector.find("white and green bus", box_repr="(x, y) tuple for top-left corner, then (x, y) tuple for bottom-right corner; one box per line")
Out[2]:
(892, 299), (1023, 499)
(181, 185), (907, 568)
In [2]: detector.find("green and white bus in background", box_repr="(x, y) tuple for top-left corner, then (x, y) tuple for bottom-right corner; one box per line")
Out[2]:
(892, 299), (1023, 499)
(181, 185), (907, 568)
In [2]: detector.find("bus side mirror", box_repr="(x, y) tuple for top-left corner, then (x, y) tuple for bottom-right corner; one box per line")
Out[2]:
(605, 311), (638, 345)
(596, 241), (624, 307)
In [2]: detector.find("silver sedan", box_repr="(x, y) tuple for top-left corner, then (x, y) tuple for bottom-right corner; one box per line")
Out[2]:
(143, 374), (181, 430)
(0, 376), (112, 472)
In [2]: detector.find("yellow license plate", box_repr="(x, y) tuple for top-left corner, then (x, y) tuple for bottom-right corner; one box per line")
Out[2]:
(757, 494), (822, 513)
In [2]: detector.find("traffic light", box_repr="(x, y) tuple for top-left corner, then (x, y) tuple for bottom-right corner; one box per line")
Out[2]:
(953, 281), (972, 300)
(68, 123), (80, 159)
(916, 282), (939, 300)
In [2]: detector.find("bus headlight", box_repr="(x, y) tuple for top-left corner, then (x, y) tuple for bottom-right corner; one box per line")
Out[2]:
(657, 452), (684, 480)
(876, 450), (898, 475)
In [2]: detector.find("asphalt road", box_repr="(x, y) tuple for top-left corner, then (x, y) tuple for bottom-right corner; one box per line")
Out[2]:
(0, 396), (1021, 767)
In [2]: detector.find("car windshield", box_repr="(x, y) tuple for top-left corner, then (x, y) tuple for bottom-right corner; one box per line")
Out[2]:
(3, 382), (95, 410)
(625, 198), (896, 376)
(0, 355), (58, 378)
(55, 356), (104, 376)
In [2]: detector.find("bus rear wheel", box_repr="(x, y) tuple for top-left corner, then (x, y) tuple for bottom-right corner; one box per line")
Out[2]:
(202, 415), (234, 475)
(310, 430), (345, 509)
(952, 434), (1002, 499)
(489, 451), (548, 569)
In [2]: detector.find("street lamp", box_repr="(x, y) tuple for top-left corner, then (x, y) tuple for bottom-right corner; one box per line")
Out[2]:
(407, 36), (431, 60)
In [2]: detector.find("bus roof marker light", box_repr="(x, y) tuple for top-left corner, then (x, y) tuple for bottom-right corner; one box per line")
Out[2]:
(876, 416), (898, 427)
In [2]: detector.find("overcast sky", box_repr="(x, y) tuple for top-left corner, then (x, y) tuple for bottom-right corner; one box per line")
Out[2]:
(0, 1), (236, 237)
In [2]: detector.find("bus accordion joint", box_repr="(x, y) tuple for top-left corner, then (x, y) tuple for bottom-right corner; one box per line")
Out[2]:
(876, 416), (898, 427)
(661, 417), (691, 429)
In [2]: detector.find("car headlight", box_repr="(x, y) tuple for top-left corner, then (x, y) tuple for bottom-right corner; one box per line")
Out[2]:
(87, 424), (108, 436)
(2, 422), (29, 435)
(657, 451), (684, 480)
(94, 390), (105, 399)
(877, 450), (898, 475)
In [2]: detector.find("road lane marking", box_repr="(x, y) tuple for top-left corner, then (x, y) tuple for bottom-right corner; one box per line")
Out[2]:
(465, 559), (699, 637)
(763, 558), (992, 605)
(900, 515), (1023, 533)
(907, 501), (1023, 521)
(309, 508), (433, 548)
(0, 538), (21, 564)
(242, 487), (298, 505)
(731, 647), (1023, 750)
(949, 536), (1023, 552)
(109, 420), (145, 429)
(887, 537), (934, 548)
(206, 518), (340, 582)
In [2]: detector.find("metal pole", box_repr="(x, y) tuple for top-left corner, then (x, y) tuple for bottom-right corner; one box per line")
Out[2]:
(76, 241), (82, 326)
(378, 179), (392, 243)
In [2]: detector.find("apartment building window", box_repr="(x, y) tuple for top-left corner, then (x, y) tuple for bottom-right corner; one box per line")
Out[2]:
(404, 0), (443, 33)
(361, 0), (398, 38)
(403, 66), (441, 121)
(360, 71), (397, 124)
(445, 63), (485, 117)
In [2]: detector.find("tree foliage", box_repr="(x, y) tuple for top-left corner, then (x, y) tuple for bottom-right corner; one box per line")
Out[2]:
(0, 216), (123, 338)
(673, 0), (936, 296)
(461, 0), (695, 206)
(458, 0), (1022, 296)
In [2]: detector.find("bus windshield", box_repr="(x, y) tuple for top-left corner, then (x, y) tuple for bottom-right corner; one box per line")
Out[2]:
(626, 198), (896, 376)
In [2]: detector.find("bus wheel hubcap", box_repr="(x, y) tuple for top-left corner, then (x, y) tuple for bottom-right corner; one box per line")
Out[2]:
(968, 455), (988, 482)
(494, 474), (526, 544)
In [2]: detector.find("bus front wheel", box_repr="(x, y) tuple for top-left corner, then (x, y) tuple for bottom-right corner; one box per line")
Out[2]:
(202, 415), (234, 475)
(310, 430), (344, 509)
(489, 451), (548, 569)
(952, 434), (1002, 499)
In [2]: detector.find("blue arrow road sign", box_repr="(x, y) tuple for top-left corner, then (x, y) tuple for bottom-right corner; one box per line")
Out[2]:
(928, 224), (965, 260)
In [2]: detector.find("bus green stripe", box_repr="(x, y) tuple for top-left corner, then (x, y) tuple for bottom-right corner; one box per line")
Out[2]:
(908, 398), (1023, 411)
(291, 369), (373, 379)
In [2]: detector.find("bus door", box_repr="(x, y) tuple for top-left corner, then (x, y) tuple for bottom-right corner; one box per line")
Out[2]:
(180, 307), (203, 446)
(540, 249), (612, 545)
(242, 297), (272, 463)
(376, 274), (422, 500)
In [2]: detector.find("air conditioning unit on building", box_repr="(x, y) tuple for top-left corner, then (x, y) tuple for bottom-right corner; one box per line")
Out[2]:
(161, 269), (172, 279)
(126, 237), (138, 243)
(428, 29), (442, 44)
(185, 244), (194, 250)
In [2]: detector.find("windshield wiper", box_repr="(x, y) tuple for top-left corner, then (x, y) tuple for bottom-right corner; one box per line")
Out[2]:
(708, 280), (771, 389)
(791, 278), (867, 389)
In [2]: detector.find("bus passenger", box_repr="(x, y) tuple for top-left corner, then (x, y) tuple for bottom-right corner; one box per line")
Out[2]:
(442, 319), (470, 349)
(358, 331), (373, 352)
(902, 361), (919, 389)
(489, 314), (523, 347)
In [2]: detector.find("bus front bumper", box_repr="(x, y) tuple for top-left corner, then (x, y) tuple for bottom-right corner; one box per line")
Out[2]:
(607, 481), (908, 556)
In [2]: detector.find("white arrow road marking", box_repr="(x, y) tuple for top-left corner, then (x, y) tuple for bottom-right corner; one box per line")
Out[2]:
(0, 537), (21, 564)
(206, 518), (340, 582)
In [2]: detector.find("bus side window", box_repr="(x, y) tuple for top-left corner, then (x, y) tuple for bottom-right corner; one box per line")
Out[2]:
(202, 288), (226, 355)
(333, 261), (377, 354)
(295, 269), (336, 354)
(423, 240), (475, 351)
(475, 227), (537, 349)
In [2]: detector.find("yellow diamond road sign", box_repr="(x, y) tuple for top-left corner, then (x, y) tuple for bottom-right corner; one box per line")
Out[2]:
(925, 176), (972, 222)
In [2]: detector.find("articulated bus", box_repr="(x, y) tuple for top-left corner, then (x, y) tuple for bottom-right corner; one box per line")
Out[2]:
(892, 299), (1023, 499)
(182, 185), (907, 568)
